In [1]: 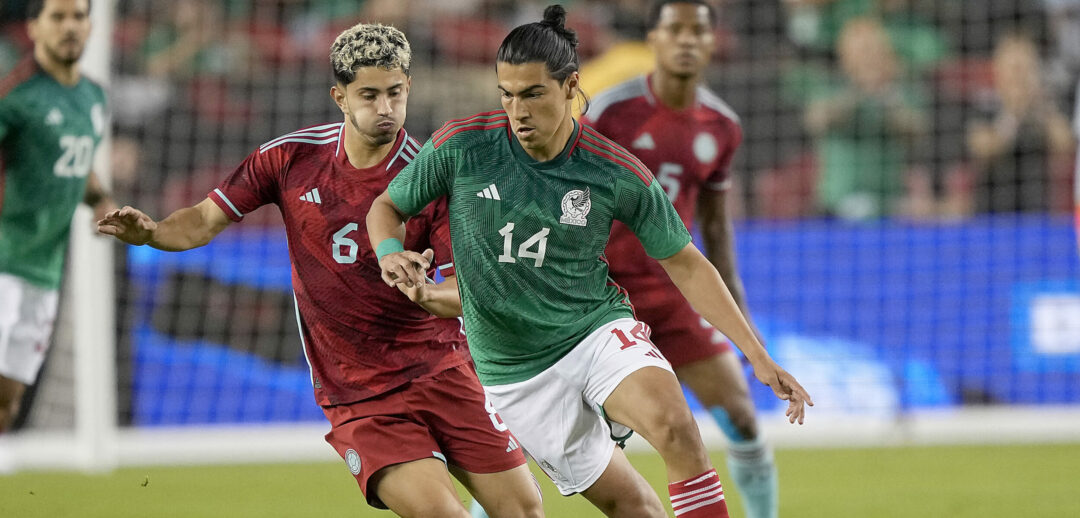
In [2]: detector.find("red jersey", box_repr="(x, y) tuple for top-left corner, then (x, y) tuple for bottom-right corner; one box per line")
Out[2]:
(209, 124), (468, 406)
(583, 75), (742, 282)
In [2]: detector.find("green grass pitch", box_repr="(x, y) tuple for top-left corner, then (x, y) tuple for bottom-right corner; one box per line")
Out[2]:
(2, 443), (1078, 517)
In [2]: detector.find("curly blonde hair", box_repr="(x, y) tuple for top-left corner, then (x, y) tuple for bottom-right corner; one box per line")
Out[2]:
(330, 23), (411, 84)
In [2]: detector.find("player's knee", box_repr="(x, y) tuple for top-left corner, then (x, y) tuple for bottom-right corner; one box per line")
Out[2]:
(640, 404), (699, 449)
(725, 402), (759, 441)
(598, 484), (664, 518)
(400, 500), (470, 518)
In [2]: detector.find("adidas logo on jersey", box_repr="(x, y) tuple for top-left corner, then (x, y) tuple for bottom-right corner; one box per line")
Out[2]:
(506, 436), (519, 453)
(632, 132), (655, 150)
(477, 184), (501, 200)
(299, 188), (322, 204)
(45, 108), (64, 126)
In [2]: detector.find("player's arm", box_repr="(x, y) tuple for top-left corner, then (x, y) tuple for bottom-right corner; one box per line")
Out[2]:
(83, 171), (118, 221)
(396, 261), (463, 318)
(657, 243), (814, 424)
(368, 137), (454, 289)
(697, 189), (762, 342)
(367, 191), (430, 289)
(97, 197), (231, 251)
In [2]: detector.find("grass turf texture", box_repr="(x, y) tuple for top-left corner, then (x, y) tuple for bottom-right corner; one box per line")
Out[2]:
(2, 443), (1077, 517)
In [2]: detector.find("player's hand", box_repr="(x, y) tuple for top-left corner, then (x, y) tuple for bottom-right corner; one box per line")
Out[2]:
(751, 360), (814, 425)
(92, 199), (119, 231)
(97, 205), (157, 246)
(379, 248), (432, 289)
(395, 249), (436, 302)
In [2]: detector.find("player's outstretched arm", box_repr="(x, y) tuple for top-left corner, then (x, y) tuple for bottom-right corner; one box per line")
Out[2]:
(366, 191), (429, 289)
(97, 198), (231, 251)
(658, 243), (814, 424)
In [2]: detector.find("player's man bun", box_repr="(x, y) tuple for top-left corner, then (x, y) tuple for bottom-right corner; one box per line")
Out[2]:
(539, 5), (578, 47)
(497, 4), (580, 83)
(330, 23), (411, 85)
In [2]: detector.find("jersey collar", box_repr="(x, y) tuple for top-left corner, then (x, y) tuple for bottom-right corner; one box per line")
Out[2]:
(507, 119), (582, 170)
(338, 126), (407, 175)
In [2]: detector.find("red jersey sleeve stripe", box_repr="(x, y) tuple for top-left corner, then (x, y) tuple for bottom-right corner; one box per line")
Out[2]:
(581, 126), (653, 180)
(578, 140), (653, 186)
(432, 115), (509, 143)
(434, 121), (509, 148)
(259, 123), (341, 151)
(210, 188), (244, 221)
(433, 111), (508, 141)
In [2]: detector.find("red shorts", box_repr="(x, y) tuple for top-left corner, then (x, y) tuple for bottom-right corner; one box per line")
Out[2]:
(322, 363), (526, 508)
(628, 283), (732, 368)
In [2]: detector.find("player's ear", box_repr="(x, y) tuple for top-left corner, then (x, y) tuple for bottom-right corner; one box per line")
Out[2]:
(330, 84), (348, 115)
(564, 72), (579, 100)
(26, 17), (39, 42)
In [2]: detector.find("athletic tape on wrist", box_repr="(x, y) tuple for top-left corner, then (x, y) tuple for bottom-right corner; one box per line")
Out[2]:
(375, 238), (405, 261)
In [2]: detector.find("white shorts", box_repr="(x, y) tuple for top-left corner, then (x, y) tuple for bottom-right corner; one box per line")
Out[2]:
(0, 273), (59, 385)
(483, 317), (674, 495)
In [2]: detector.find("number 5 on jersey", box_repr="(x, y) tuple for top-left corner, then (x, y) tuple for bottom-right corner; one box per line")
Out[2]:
(498, 222), (550, 267)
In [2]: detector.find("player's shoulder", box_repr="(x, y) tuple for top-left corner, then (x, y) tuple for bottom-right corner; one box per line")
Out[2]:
(256, 122), (344, 157)
(80, 74), (107, 101)
(695, 85), (741, 126)
(431, 110), (509, 149)
(0, 57), (43, 100)
(386, 129), (424, 172)
(587, 75), (651, 122)
(577, 124), (654, 186)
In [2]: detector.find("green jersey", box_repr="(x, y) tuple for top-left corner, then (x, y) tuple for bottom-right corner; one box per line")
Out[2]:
(0, 59), (106, 289)
(388, 111), (691, 385)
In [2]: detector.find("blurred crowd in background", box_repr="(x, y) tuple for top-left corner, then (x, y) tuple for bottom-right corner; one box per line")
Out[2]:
(1, 0), (1075, 222)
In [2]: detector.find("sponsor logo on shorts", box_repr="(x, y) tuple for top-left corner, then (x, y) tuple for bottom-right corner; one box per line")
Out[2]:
(540, 460), (569, 483)
(506, 436), (519, 453)
(345, 448), (361, 475)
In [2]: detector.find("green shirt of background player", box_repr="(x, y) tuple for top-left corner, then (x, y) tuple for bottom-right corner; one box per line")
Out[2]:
(368, 5), (812, 517)
(0, 0), (115, 435)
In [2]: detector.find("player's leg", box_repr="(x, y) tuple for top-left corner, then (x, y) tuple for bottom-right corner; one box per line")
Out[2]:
(409, 364), (543, 518)
(0, 377), (26, 433)
(372, 458), (471, 518)
(639, 289), (779, 518)
(482, 340), (667, 517)
(323, 391), (470, 517)
(451, 464), (543, 518)
(677, 353), (778, 518)
(0, 274), (57, 434)
(592, 319), (729, 518)
(578, 445), (666, 517)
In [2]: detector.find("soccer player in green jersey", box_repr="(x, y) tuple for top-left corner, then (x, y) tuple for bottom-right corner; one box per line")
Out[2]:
(368, 6), (812, 517)
(0, 0), (114, 436)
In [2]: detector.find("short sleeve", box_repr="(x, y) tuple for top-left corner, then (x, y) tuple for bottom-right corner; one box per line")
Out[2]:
(427, 196), (456, 278)
(387, 139), (453, 217)
(705, 123), (743, 191)
(208, 146), (285, 222)
(614, 175), (692, 260)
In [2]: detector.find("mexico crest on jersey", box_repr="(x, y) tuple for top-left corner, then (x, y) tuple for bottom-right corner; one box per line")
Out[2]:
(560, 188), (591, 226)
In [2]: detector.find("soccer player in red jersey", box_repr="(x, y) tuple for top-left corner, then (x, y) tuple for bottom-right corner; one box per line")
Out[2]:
(582, 2), (780, 517)
(97, 23), (543, 518)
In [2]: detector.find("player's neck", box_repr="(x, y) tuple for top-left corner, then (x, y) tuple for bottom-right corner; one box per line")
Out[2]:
(34, 48), (80, 86)
(524, 115), (575, 162)
(652, 72), (699, 110)
(342, 123), (396, 169)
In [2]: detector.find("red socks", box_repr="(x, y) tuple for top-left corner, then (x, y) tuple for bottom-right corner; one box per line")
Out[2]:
(669, 469), (729, 517)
